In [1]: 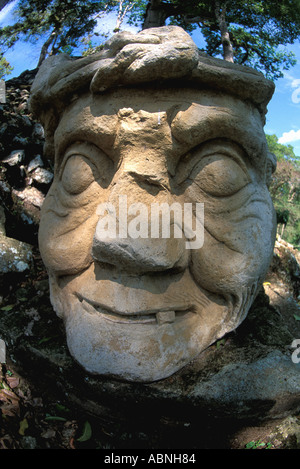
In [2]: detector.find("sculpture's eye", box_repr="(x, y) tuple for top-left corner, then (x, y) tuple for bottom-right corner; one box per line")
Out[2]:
(194, 155), (250, 197)
(175, 140), (251, 197)
(61, 155), (96, 195)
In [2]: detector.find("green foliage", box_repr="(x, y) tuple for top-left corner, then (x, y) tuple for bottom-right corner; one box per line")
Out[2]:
(245, 439), (272, 449)
(267, 134), (300, 248)
(142, 0), (300, 80)
(81, 41), (104, 57)
(77, 421), (92, 442)
(0, 55), (12, 79)
(0, 0), (117, 65)
(1, 0), (300, 79)
(266, 134), (298, 162)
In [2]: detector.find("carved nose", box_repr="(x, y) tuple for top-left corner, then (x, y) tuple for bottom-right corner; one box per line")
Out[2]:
(91, 209), (189, 273)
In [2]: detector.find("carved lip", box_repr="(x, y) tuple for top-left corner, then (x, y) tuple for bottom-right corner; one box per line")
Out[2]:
(76, 294), (195, 325)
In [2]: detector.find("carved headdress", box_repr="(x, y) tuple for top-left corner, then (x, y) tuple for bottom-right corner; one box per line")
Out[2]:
(29, 26), (274, 123)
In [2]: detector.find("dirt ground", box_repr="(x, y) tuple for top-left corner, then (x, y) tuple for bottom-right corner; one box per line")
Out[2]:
(1, 352), (300, 450)
(1, 241), (300, 450)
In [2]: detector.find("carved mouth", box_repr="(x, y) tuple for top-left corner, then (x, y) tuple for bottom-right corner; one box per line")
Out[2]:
(76, 294), (195, 325)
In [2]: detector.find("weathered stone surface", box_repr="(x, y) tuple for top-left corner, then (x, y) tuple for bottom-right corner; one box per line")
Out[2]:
(0, 232), (299, 447)
(0, 68), (52, 246)
(0, 206), (33, 276)
(2, 149), (25, 166)
(12, 186), (45, 225)
(27, 154), (44, 173)
(0, 205), (5, 235)
(29, 27), (274, 119)
(0, 237), (32, 274)
(0, 287), (299, 426)
(2, 52), (298, 448)
(268, 416), (300, 448)
(25, 27), (276, 381)
(30, 167), (53, 185)
(32, 122), (44, 140)
(29, 26), (277, 382)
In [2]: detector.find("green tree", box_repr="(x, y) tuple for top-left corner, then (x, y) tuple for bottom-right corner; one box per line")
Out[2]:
(0, 0), (12, 12)
(0, 0), (146, 74)
(0, 0), (122, 70)
(0, 0), (14, 77)
(0, 54), (12, 78)
(266, 134), (299, 162)
(267, 134), (300, 247)
(135, 0), (300, 79)
(1, 0), (300, 79)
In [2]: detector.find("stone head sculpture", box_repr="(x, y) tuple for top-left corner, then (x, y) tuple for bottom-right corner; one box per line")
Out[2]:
(29, 26), (277, 382)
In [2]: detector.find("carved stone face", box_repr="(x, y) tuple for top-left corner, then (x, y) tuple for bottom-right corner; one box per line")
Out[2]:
(38, 85), (276, 381)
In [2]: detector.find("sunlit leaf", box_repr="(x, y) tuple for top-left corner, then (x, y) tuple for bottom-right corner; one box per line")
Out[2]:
(1, 305), (14, 311)
(45, 414), (67, 422)
(19, 418), (28, 435)
(55, 403), (70, 413)
(38, 337), (51, 345)
(77, 421), (92, 442)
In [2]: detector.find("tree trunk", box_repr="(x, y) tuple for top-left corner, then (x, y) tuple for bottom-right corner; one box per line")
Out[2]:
(214, 1), (234, 62)
(114, 0), (136, 32)
(142, 0), (169, 29)
(37, 30), (57, 67)
(0, 0), (11, 12)
(114, 0), (124, 32)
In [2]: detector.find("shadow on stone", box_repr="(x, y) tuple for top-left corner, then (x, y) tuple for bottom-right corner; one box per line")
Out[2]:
(1, 280), (299, 448)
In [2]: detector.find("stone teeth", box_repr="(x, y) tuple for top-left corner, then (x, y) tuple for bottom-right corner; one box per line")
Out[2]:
(156, 311), (176, 325)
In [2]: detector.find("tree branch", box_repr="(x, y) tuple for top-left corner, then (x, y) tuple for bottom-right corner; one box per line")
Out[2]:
(115, 0), (137, 32)
(0, 0), (11, 12)
(142, 0), (176, 29)
(37, 29), (57, 67)
(214, 1), (234, 62)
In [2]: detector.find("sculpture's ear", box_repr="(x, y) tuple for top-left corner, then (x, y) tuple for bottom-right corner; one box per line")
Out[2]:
(266, 151), (277, 187)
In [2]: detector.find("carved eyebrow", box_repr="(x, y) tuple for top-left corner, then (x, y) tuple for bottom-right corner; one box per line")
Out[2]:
(170, 102), (266, 169)
(54, 112), (119, 165)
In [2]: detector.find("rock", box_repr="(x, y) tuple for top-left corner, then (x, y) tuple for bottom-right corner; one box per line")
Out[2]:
(27, 155), (44, 172)
(0, 227), (33, 275)
(0, 206), (33, 303)
(6, 69), (38, 88)
(21, 436), (37, 449)
(188, 350), (300, 419)
(31, 167), (53, 185)
(12, 186), (45, 225)
(268, 416), (300, 449)
(0, 122), (7, 136)
(0, 37), (298, 448)
(0, 206), (5, 235)
(30, 26), (277, 382)
(0, 287), (299, 431)
(2, 149), (25, 166)
(274, 236), (300, 279)
(0, 69), (54, 247)
(12, 186), (45, 209)
(32, 122), (44, 139)
(21, 115), (32, 128)
(13, 136), (28, 147)
(0, 206), (33, 275)
(263, 235), (300, 339)
(0, 179), (10, 194)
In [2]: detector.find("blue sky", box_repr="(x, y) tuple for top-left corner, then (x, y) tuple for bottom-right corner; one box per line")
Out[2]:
(1, 1), (300, 156)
